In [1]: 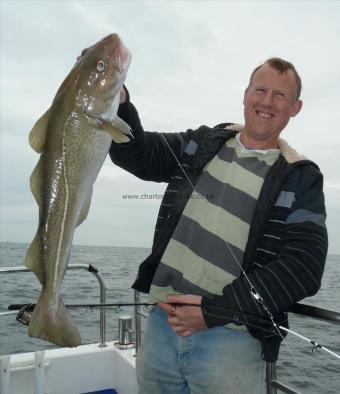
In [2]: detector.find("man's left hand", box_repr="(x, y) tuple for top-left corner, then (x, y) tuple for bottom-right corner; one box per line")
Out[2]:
(158, 294), (208, 337)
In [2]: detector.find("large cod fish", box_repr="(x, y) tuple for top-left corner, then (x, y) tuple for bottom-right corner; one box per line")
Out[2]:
(25, 34), (132, 347)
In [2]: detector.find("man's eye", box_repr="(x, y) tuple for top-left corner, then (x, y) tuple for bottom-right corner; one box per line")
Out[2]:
(276, 92), (285, 99)
(256, 88), (265, 93)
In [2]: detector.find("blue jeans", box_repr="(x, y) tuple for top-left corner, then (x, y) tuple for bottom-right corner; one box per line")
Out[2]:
(136, 307), (265, 394)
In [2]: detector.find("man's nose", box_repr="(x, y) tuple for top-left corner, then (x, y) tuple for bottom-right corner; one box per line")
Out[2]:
(260, 90), (274, 106)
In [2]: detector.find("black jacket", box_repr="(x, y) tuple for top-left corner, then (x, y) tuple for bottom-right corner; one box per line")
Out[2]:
(110, 92), (328, 361)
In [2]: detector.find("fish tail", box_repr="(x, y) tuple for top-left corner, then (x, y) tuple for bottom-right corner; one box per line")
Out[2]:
(28, 292), (81, 347)
(25, 232), (45, 284)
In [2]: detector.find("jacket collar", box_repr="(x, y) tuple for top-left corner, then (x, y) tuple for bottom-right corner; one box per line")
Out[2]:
(223, 123), (306, 164)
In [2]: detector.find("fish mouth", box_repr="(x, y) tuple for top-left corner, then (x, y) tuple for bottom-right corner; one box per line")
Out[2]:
(103, 34), (131, 74)
(117, 44), (131, 74)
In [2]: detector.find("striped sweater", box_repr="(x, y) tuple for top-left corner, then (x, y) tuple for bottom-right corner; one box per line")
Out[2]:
(149, 136), (279, 302)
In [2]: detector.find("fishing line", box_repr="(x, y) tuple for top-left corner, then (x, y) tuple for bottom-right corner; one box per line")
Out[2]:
(159, 133), (199, 194)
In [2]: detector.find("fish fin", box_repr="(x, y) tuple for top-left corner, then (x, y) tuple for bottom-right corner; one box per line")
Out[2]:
(29, 108), (51, 153)
(25, 233), (45, 284)
(28, 293), (81, 347)
(30, 159), (43, 207)
(77, 189), (93, 226)
(101, 118), (132, 144)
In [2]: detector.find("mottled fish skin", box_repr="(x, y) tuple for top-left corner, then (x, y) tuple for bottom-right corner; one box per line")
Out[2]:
(25, 34), (132, 347)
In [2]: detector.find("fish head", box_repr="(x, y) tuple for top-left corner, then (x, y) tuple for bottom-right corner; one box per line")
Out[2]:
(59, 34), (131, 122)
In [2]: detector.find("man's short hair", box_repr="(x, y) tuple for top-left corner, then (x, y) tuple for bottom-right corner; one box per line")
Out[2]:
(249, 58), (302, 100)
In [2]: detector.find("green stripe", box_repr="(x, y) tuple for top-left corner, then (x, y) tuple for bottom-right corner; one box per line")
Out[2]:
(205, 154), (264, 199)
(148, 285), (180, 303)
(183, 195), (250, 251)
(161, 239), (237, 294)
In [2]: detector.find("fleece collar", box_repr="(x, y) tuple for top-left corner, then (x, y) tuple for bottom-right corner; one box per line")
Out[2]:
(224, 123), (306, 164)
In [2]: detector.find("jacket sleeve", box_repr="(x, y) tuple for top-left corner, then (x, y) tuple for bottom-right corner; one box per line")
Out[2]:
(109, 87), (194, 183)
(202, 165), (328, 327)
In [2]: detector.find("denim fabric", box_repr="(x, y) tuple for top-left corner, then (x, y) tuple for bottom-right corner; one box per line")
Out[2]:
(136, 307), (265, 394)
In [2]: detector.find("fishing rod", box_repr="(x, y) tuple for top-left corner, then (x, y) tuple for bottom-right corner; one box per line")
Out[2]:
(6, 301), (277, 333)
(5, 301), (340, 360)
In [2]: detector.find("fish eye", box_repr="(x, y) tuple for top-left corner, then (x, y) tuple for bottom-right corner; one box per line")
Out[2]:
(96, 60), (107, 72)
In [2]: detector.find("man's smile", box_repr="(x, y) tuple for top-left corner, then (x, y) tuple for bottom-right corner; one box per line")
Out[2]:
(255, 110), (275, 118)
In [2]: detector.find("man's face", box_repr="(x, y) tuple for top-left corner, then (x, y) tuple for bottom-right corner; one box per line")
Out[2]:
(243, 63), (303, 147)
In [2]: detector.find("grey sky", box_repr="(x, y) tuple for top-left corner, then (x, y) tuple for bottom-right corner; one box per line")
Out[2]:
(1, 0), (339, 253)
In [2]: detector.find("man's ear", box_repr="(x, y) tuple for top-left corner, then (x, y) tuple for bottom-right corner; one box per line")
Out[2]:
(291, 99), (303, 117)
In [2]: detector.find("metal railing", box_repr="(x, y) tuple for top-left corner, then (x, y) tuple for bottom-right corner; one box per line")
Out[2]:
(0, 264), (108, 347)
(133, 290), (340, 394)
(266, 303), (340, 394)
(1, 266), (339, 393)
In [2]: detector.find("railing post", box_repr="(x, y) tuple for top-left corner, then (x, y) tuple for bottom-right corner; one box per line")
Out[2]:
(134, 290), (142, 355)
(266, 362), (277, 394)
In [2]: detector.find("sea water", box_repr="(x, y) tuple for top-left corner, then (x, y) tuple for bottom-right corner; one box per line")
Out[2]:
(0, 242), (339, 393)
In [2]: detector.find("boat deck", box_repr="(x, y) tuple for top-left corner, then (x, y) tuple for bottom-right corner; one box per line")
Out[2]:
(1, 341), (138, 394)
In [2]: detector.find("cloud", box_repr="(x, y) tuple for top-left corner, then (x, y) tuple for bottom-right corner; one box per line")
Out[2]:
(1, 0), (340, 252)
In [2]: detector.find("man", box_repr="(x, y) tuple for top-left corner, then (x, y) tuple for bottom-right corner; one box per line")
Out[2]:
(110, 58), (327, 393)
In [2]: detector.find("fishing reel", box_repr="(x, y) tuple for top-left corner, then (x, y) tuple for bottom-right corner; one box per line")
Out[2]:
(8, 303), (35, 326)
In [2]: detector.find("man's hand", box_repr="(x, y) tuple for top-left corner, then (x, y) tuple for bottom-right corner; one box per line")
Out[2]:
(158, 294), (208, 336)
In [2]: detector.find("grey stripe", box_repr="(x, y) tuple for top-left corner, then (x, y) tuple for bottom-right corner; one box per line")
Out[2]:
(172, 215), (243, 277)
(277, 260), (307, 297)
(257, 248), (276, 256)
(231, 283), (249, 321)
(217, 146), (273, 178)
(285, 246), (324, 270)
(264, 234), (280, 240)
(195, 171), (257, 224)
(286, 209), (326, 226)
(152, 263), (214, 297)
(275, 191), (296, 208)
(315, 244), (327, 258)
(286, 254), (320, 288)
(265, 267), (294, 304)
